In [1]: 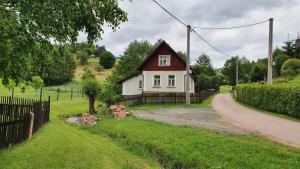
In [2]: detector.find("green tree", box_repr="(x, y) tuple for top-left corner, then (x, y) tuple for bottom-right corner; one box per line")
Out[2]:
(82, 78), (101, 114)
(251, 64), (266, 82)
(281, 59), (300, 76)
(222, 56), (253, 85)
(31, 76), (44, 92)
(100, 52), (116, 69)
(0, 0), (127, 83)
(282, 40), (296, 57)
(113, 40), (154, 80)
(274, 54), (289, 76)
(77, 51), (89, 65)
(193, 53), (216, 76)
(82, 69), (95, 81)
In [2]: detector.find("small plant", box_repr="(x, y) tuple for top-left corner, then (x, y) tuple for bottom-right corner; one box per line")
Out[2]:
(82, 68), (95, 81)
(31, 76), (44, 92)
(95, 65), (104, 73)
(281, 59), (300, 76)
(77, 51), (89, 65)
(6, 78), (16, 91)
(18, 81), (28, 93)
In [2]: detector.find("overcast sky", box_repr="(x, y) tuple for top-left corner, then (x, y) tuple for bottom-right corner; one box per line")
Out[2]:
(79, 0), (300, 68)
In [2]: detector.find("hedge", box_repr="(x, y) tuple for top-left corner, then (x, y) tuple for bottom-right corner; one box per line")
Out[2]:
(236, 84), (300, 118)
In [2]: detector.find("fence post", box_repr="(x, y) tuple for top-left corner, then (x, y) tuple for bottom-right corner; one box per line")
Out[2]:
(56, 88), (59, 102)
(39, 87), (43, 101)
(11, 87), (14, 99)
(28, 112), (34, 140)
(71, 88), (73, 100)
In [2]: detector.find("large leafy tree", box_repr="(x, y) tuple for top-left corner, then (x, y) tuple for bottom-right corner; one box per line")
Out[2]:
(112, 40), (154, 80)
(222, 56), (253, 85)
(193, 53), (216, 76)
(0, 0), (127, 83)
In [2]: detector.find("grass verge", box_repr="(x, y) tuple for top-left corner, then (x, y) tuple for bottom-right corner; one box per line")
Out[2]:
(84, 117), (300, 169)
(0, 101), (161, 169)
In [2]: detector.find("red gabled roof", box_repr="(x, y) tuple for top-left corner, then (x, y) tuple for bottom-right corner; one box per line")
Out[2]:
(137, 40), (187, 71)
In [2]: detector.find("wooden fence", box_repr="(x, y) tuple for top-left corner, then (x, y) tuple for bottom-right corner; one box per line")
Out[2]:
(110, 89), (216, 106)
(0, 96), (50, 149)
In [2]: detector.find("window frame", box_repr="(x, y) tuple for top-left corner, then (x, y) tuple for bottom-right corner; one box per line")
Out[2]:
(168, 74), (176, 87)
(158, 55), (171, 66)
(153, 75), (161, 87)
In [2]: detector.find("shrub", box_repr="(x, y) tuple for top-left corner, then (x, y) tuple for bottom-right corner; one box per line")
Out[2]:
(281, 59), (300, 76)
(31, 76), (44, 92)
(100, 51), (116, 69)
(95, 65), (104, 73)
(77, 51), (89, 65)
(236, 84), (300, 118)
(82, 68), (95, 81)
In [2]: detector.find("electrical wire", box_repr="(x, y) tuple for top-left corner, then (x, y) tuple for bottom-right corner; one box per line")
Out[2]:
(191, 28), (231, 57)
(152, 0), (187, 27)
(192, 19), (269, 30)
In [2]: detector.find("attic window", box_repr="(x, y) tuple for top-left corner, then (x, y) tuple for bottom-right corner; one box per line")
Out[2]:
(159, 55), (171, 66)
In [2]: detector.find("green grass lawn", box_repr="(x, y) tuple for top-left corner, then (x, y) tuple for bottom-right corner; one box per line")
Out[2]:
(0, 100), (161, 169)
(84, 117), (300, 169)
(288, 74), (300, 85)
(129, 95), (215, 110)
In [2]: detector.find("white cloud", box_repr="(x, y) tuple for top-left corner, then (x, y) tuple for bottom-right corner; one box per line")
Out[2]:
(78, 0), (300, 68)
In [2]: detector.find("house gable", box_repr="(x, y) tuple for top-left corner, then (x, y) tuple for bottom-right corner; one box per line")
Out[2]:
(138, 41), (186, 71)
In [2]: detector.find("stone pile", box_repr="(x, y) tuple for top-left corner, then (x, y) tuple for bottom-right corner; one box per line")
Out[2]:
(109, 105), (129, 119)
(77, 113), (101, 125)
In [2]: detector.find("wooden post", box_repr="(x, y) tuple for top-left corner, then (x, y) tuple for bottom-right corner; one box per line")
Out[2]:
(71, 88), (73, 100)
(56, 88), (59, 102)
(39, 87), (43, 101)
(28, 112), (34, 140)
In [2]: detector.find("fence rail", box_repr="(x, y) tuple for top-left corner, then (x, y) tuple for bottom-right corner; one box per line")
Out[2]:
(0, 96), (50, 149)
(110, 90), (216, 106)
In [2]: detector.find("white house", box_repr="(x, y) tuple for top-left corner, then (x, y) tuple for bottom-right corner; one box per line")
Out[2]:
(119, 40), (195, 96)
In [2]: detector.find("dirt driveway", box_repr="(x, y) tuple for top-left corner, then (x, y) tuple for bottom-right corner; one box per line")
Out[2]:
(131, 108), (246, 134)
(212, 93), (300, 148)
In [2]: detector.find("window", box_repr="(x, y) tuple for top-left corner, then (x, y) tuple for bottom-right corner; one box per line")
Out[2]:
(138, 80), (142, 89)
(168, 75), (175, 87)
(159, 55), (171, 66)
(153, 75), (160, 87)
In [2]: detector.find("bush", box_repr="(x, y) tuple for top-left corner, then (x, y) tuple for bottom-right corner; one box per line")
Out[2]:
(31, 76), (44, 92)
(100, 52), (116, 69)
(195, 75), (222, 92)
(236, 84), (300, 118)
(82, 68), (95, 81)
(281, 59), (300, 76)
(77, 51), (89, 65)
(95, 65), (104, 73)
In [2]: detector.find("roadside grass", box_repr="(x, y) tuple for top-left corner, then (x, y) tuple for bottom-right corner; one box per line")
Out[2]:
(220, 85), (232, 93)
(128, 95), (215, 110)
(0, 100), (161, 169)
(288, 74), (300, 86)
(234, 97), (300, 122)
(84, 117), (300, 169)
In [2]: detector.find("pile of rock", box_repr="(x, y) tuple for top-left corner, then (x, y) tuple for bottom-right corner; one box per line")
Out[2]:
(77, 113), (101, 125)
(109, 105), (129, 119)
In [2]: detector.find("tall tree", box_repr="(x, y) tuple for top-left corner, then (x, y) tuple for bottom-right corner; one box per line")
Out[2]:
(0, 0), (127, 83)
(193, 53), (216, 76)
(113, 40), (154, 79)
(282, 40), (296, 57)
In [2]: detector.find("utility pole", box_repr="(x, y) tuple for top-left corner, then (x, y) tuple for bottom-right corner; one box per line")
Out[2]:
(236, 56), (239, 86)
(267, 18), (273, 84)
(185, 25), (191, 104)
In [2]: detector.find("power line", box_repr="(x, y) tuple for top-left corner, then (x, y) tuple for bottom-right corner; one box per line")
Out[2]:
(152, 0), (187, 27)
(191, 28), (231, 57)
(192, 19), (269, 30)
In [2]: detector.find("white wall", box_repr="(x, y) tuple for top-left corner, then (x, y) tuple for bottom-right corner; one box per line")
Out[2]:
(143, 71), (194, 93)
(122, 74), (143, 95)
